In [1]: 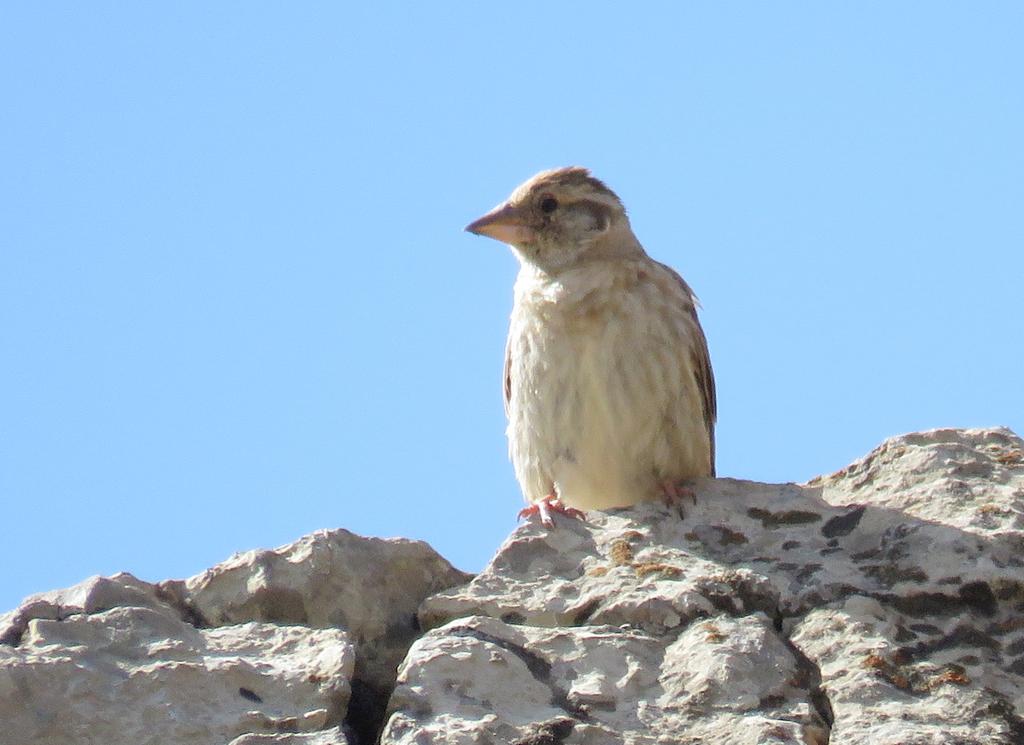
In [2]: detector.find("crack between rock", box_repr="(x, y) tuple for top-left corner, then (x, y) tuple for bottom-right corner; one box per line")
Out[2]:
(152, 581), (388, 745)
(344, 669), (392, 745)
(984, 692), (1024, 744)
(776, 610), (835, 744)
(0, 617), (27, 646)
(448, 625), (593, 725)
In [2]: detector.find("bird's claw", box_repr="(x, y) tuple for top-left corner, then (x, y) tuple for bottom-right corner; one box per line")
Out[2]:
(661, 480), (698, 506)
(661, 480), (697, 520)
(519, 496), (586, 528)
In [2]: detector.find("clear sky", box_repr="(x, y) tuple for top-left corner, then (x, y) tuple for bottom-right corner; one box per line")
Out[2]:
(2, 4), (1022, 613)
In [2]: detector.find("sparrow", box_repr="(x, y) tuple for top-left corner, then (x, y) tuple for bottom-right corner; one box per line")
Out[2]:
(466, 167), (716, 526)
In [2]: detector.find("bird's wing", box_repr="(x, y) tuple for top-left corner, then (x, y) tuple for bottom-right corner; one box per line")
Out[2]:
(502, 332), (512, 418)
(659, 262), (718, 476)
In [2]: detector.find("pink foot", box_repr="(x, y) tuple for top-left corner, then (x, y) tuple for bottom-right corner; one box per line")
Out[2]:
(518, 494), (586, 528)
(661, 480), (697, 514)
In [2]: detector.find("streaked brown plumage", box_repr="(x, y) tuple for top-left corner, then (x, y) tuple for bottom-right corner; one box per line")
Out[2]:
(467, 167), (716, 525)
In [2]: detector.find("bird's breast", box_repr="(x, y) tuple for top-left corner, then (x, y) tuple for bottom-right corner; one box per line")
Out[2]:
(506, 262), (704, 508)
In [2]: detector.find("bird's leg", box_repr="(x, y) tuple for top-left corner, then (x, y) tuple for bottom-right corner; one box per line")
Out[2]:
(661, 479), (697, 505)
(518, 493), (586, 528)
(661, 480), (697, 518)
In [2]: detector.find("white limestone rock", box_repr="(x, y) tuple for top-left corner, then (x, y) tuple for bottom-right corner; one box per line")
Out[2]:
(180, 528), (472, 694)
(0, 574), (354, 745)
(401, 427), (1024, 743)
(0, 572), (182, 646)
(0, 529), (470, 745)
(4, 428), (1022, 744)
(790, 603), (1010, 745)
(382, 614), (826, 745)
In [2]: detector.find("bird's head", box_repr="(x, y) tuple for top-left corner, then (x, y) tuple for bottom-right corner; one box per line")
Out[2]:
(465, 167), (642, 273)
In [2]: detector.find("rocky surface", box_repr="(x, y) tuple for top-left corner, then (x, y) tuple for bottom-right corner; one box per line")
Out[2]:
(0, 530), (470, 745)
(394, 427), (1024, 744)
(178, 530), (472, 713)
(2, 428), (1023, 744)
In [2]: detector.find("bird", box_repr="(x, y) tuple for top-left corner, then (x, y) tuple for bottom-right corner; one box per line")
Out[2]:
(465, 167), (716, 527)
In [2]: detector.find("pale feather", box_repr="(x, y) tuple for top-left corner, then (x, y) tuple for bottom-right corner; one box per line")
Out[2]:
(505, 257), (715, 510)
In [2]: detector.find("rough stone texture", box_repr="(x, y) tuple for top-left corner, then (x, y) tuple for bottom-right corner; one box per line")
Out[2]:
(393, 427), (1024, 744)
(4, 429), (1022, 744)
(0, 529), (471, 745)
(0, 572), (354, 745)
(385, 614), (827, 744)
(181, 529), (474, 694)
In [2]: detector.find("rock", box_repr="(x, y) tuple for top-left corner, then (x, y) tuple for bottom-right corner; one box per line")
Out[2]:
(0, 572), (173, 647)
(182, 529), (473, 692)
(393, 427), (1024, 744)
(383, 614), (827, 744)
(0, 529), (470, 745)
(0, 574), (354, 745)
(4, 428), (1022, 744)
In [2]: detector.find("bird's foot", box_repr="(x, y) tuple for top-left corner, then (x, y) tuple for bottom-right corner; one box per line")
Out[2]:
(661, 480), (697, 518)
(518, 495), (586, 528)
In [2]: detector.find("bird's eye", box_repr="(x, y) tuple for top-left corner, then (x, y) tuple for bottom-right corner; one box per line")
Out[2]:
(539, 196), (558, 214)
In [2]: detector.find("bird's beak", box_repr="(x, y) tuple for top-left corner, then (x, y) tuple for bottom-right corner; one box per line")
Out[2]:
(465, 202), (535, 245)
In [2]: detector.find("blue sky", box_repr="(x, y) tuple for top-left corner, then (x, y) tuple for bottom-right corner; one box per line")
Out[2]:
(2, 4), (1022, 612)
